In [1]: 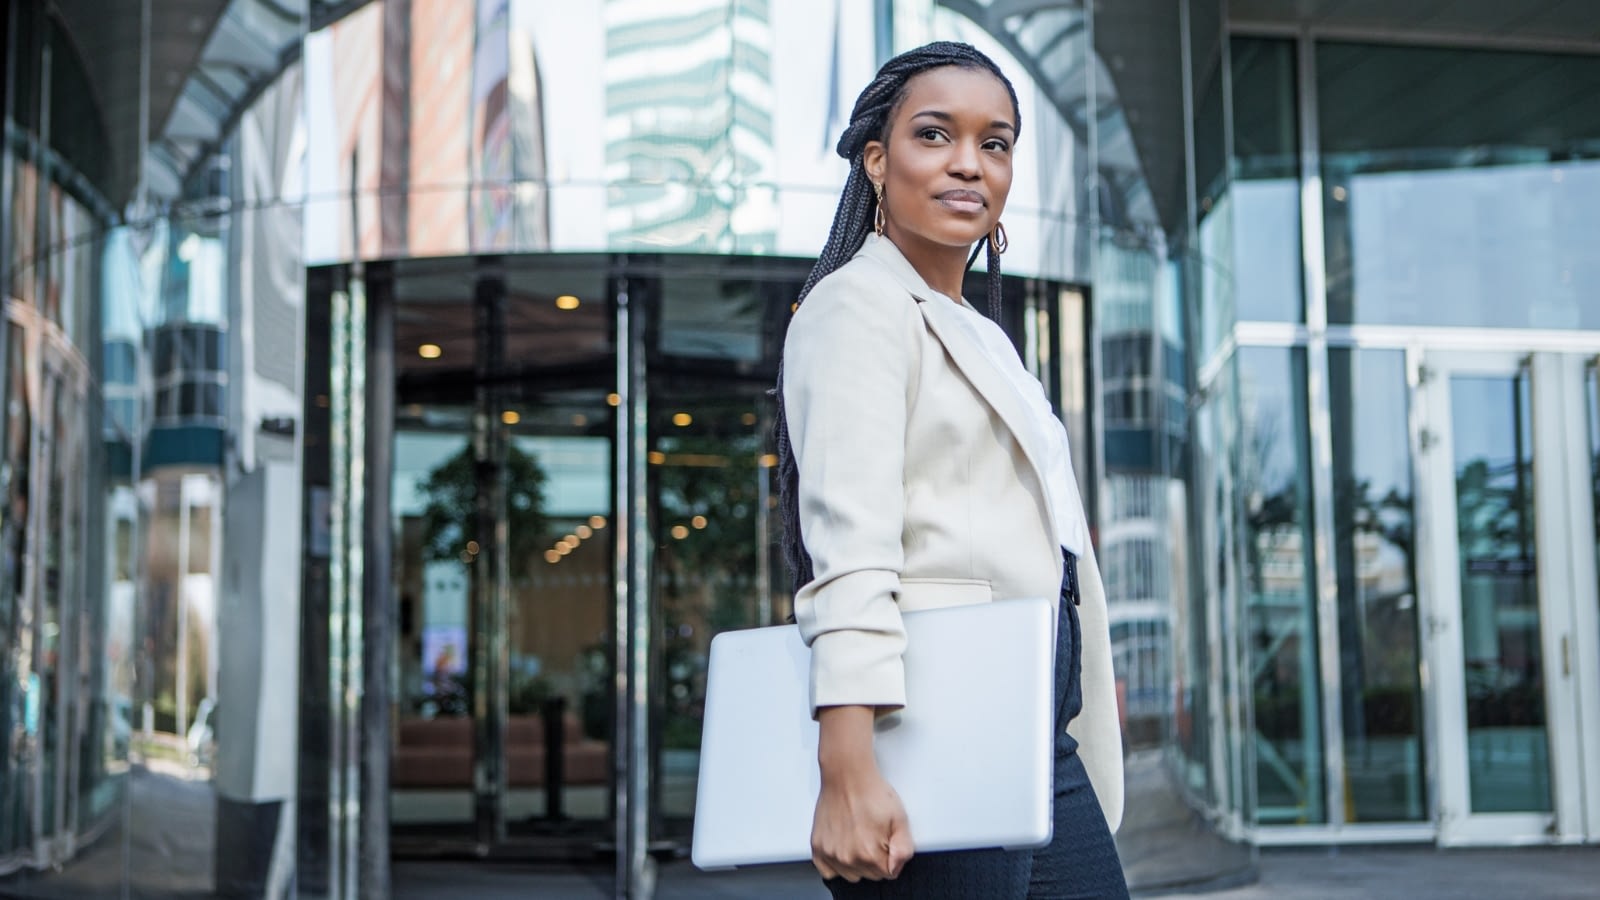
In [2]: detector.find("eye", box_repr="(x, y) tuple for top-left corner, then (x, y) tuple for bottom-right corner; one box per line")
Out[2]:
(984, 137), (1011, 153)
(916, 127), (950, 143)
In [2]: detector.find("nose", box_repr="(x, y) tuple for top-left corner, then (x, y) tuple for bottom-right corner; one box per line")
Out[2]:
(948, 138), (981, 180)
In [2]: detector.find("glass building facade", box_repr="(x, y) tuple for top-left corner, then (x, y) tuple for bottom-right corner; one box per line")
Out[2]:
(1, 0), (1598, 897)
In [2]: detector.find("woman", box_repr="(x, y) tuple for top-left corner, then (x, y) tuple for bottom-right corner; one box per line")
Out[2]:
(775, 42), (1129, 899)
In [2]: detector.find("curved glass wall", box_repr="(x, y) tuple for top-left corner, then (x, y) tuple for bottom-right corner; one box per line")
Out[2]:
(1, 0), (1242, 895)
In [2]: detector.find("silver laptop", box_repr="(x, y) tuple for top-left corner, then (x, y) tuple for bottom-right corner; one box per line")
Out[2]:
(691, 596), (1055, 870)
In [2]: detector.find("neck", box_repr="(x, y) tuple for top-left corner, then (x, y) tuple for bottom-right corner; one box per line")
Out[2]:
(883, 227), (970, 303)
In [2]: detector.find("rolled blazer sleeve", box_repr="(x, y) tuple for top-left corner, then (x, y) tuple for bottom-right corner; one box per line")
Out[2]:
(782, 263), (917, 716)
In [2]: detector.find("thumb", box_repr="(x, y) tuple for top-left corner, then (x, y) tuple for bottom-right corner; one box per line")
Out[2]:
(885, 809), (915, 878)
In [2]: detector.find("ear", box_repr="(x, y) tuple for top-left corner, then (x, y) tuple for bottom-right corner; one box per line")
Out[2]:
(862, 140), (887, 187)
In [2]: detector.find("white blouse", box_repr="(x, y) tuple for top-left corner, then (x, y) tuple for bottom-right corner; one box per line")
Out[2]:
(946, 296), (1089, 560)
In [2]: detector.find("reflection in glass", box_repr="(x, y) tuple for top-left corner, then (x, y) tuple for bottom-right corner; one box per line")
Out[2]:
(1591, 364), (1600, 606)
(1449, 375), (1552, 813)
(1229, 38), (1301, 324)
(1318, 42), (1600, 329)
(506, 417), (614, 830)
(1237, 348), (1323, 824)
(391, 412), (476, 827)
(1330, 350), (1424, 821)
(650, 387), (777, 837)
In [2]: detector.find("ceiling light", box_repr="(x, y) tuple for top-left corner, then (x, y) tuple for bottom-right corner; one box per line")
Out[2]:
(501, 410), (521, 425)
(648, 451), (667, 465)
(545, 550), (561, 563)
(589, 515), (607, 529)
(419, 344), (443, 359)
(691, 515), (707, 529)
(556, 295), (580, 310)
(607, 393), (621, 407)
(576, 525), (593, 539)
(672, 413), (692, 427)
(671, 525), (689, 540)
(557, 544), (572, 556)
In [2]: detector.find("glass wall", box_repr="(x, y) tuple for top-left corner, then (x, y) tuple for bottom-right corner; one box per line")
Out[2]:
(1329, 349), (1424, 822)
(1236, 347), (1322, 825)
(2, 0), (1241, 893)
(1592, 363), (1600, 591)
(1318, 43), (1600, 330)
(2, 4), (311, 892)
(1230, 38), (1302, 324)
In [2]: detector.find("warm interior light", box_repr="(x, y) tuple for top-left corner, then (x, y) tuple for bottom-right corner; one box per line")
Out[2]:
(557, 544), (572, 556)
(544, 550), (561, 564)
(648, 451), (667, 465)
(556, 295), (580, 310)
(571, 414), (588, 427)
(759, 453), (778, 467)
(589, 515), (607, 529)
(607, 393), (622, 407)
(466, 540), (480, 555)
(419, 343), (443, 359)
(501, 410), (521, 425)
(691, 515), (707, 530)
(671, 525), (689, 540)
(741, 413), (758, 426)
(672, 413), (692, 427)
(576, 525), (593, 539)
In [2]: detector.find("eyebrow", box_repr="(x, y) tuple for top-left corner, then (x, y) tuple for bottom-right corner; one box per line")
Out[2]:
(909, 109), (1017, 134)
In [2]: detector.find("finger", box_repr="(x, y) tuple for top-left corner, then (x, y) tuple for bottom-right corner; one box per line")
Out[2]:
(812, 854), (838, 882)
(886, 807), (915, 879)
(886, 829), (915, 879)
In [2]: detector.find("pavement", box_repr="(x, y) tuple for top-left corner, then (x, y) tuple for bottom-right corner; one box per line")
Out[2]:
(6, 752), (1596, 898)
(390, 846), (1600, 899)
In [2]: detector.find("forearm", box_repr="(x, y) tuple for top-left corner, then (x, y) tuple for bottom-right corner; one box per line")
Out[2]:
(816, 704), (878, 779)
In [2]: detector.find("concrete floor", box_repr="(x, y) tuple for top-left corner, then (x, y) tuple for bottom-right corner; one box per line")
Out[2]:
(392, 846), (1600, 899)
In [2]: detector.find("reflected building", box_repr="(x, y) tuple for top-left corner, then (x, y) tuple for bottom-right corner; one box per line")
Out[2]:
(3, 1), (1600, 898)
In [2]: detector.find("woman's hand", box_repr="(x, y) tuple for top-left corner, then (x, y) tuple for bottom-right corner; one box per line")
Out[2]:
(810, 705), (915, 882)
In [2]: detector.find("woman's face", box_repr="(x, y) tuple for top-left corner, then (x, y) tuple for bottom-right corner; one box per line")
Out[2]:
(864, 66), (1016, 254)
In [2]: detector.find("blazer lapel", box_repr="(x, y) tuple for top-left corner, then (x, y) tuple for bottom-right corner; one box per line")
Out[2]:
(854, 237), (1062, 552)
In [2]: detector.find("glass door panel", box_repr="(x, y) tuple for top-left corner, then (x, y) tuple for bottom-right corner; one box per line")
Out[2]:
(1590, 362), (1599, 605)
(504, 397), (615, 834)
(385, 254), (619, 853)
(1445, 374), (1551, 815)
(647, 383), (778, 841)
(1416, 350), (1600, 846)
(390, 409), (475, 830)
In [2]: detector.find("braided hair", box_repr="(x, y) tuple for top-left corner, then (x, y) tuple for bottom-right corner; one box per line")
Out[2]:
(775, 41), (1022, 590)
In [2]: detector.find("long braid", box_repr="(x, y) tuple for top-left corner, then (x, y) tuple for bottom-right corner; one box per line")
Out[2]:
(776, 41), (1021, 590)
(986, 237), (1003, 321)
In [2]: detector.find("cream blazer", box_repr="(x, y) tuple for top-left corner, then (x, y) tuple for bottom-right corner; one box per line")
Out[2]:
(782, 234), (1124, 832)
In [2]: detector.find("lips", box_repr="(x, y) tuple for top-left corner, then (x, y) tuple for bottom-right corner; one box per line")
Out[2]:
(936, 190), (986, 214)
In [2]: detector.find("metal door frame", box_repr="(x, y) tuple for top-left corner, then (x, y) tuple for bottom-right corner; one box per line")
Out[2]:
(1411, 348), (1599, 846)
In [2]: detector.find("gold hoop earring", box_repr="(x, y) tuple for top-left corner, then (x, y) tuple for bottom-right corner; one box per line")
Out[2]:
(989, 221), (1009, 255)
(873, 182), (886, 236)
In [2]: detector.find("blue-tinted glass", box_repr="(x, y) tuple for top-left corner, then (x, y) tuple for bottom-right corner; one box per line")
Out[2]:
(1237, 347), (1324, 824)
(1448, 374), (1552, 813)
(1329, 349), (1425, 821)
(1230, 38), (1302, 323)
(1319, 42), (1600, 328)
